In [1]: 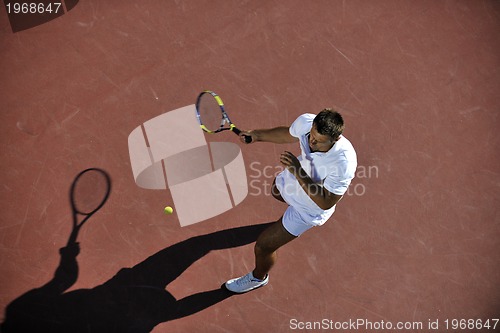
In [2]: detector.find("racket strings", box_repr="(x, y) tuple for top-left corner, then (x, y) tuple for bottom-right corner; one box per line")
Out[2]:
(71, 169), (110, 215)
(197, 93), (224, 132)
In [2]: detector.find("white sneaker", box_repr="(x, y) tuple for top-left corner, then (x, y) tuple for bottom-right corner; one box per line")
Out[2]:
(225, 272), (269, 293)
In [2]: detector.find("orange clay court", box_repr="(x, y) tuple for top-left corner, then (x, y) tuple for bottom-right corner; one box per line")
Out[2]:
(1, 1), (499, 332)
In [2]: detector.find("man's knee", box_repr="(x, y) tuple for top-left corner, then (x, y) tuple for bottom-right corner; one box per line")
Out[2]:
(254, 219), (295, 255)
(255, 235), (274, 255)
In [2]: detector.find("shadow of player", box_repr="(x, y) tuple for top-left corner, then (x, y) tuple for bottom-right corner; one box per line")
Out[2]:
(1, 222), (272, 332)
(1, 169), (272, 332)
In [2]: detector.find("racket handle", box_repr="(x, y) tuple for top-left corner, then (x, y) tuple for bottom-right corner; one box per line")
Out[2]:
(66, 227), (79, 246)
(232, 127), (253, 143)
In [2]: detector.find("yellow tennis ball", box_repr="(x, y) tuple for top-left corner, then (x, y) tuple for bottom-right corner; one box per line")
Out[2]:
(164, 206), (173, 214)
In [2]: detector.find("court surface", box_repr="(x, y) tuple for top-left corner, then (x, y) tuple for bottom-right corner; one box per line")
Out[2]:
(1, 1), (499, 332)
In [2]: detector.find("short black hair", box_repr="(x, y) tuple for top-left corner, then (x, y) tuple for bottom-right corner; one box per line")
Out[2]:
(313, 108), (344, 140)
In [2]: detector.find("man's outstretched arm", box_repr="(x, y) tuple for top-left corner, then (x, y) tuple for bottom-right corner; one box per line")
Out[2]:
(240, 126), (298, 144)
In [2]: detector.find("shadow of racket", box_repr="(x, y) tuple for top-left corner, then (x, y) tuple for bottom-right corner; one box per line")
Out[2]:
(67, 168), (111, 245)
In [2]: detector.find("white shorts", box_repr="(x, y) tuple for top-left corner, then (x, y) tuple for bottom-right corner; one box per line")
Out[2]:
(282, 205), (317, 237)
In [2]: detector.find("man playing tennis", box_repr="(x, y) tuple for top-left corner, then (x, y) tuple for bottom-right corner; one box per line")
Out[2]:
(225, 109), (357, 293)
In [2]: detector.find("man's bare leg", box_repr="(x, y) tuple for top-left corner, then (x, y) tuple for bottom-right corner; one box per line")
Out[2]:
(225, 180), (296, 292)
(224, 218), (296, 293)
(253, 217), (296, 280)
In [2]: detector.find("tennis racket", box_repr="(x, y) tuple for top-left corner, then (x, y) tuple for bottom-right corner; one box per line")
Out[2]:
(195, 90), (253, 143)
(67, 168), (111, 245)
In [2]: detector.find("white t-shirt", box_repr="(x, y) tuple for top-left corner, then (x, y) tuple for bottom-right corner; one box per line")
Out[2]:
(275, 113), (357, 226)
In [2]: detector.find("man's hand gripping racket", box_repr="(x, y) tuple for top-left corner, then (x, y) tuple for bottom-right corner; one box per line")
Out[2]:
(195, 90), (253, 143)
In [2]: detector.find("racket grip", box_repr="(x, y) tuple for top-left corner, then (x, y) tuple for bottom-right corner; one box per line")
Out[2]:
(232, 127), (253, 143)
(67, 227), (79, 246)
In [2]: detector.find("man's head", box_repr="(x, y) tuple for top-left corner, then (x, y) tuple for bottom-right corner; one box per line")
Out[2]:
(309, 109), (344, 153)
